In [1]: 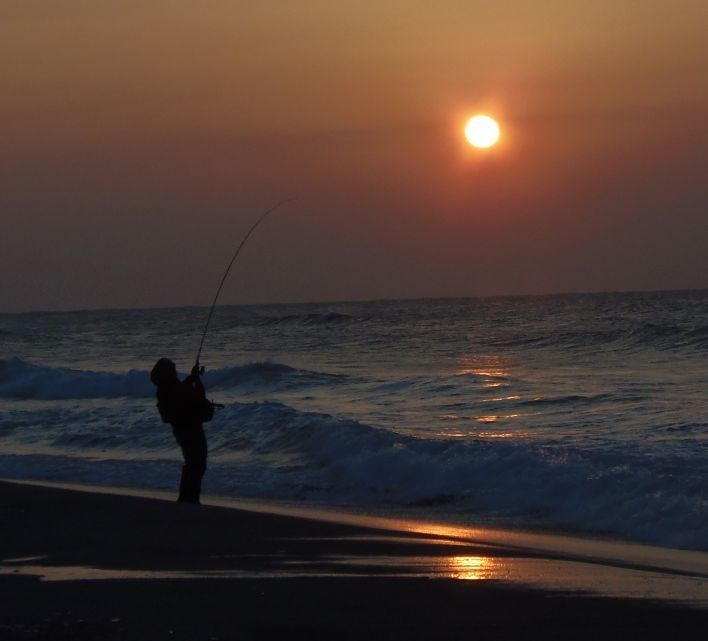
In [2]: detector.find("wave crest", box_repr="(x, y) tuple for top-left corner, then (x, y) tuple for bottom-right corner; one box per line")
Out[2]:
(202, 400), (708, 550)
(0, 357), (152, 400)
(2, 394), (706, 550)
(0, 358), (344, 400)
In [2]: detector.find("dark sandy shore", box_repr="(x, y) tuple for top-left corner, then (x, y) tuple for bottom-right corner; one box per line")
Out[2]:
(1, 480), (707, 640)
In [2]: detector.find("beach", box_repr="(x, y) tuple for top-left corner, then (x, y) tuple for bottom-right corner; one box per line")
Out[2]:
(2, 479), (707, 640)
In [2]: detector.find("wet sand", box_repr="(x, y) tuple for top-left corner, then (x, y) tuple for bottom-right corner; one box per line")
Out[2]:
(1, 479), (707, 640)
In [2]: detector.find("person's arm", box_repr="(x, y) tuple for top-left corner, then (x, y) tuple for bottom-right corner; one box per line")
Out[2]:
(189, 365), (206, 400)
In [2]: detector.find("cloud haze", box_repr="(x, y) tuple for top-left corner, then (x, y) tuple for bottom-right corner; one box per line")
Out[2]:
(1, 1), (706, 311)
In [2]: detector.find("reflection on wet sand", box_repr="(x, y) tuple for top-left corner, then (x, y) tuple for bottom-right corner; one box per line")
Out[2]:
(449, 555), (498, 580)
(3, 541), (707, 607)
(4, 480), (708, 608)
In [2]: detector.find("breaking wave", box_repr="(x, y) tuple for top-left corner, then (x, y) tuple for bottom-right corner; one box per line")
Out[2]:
(205, 402), (708, 549)
(0, 358), (344, 400)
(0, 358), (152, 400)
(2, 397), (706, 550)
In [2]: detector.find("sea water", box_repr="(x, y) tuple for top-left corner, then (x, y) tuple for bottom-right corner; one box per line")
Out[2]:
(1, 291), (706, 550)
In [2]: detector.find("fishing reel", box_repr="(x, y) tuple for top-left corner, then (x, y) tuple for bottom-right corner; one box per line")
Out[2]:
(192, 362), (224, 416)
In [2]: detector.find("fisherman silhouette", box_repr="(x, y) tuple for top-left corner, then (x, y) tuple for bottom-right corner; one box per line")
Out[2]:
(150, 358), (212, 504)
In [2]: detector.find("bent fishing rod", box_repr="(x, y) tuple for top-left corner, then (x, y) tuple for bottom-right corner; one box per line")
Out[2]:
(194, 199), (294, 370)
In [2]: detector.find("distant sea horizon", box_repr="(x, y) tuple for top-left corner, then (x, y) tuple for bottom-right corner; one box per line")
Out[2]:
(3, 285), (707, 315)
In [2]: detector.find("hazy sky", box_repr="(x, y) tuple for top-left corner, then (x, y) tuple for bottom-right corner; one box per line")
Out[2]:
(2, 1), (707, 311)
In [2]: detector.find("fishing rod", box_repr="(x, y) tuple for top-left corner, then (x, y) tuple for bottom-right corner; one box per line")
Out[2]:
(194, 199), (294, 369)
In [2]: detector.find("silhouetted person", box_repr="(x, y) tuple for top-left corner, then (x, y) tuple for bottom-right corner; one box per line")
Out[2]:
(150, 358), (210, 504)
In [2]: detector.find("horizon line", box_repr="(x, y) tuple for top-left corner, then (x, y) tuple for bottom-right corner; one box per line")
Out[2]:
(2, 286), (707, 316)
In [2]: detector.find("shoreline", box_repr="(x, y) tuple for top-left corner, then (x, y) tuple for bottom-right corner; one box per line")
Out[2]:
(8, 477), (708, 578)
(2, 479), (707, 639)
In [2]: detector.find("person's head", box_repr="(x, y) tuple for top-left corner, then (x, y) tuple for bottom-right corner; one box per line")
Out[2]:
(150, 358), (178, 387)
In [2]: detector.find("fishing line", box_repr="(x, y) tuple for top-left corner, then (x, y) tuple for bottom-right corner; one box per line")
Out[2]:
(194, 199), (294, 368)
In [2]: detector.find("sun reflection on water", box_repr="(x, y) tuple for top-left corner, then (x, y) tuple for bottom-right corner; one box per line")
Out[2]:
(474, 414), (520, 424)
(483, 395), (521, 403)
(455, 355), (512, 389)
(477, 431), (525, 439)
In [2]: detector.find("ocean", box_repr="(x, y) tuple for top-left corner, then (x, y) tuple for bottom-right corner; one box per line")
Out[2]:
(1, 291), (707, 550)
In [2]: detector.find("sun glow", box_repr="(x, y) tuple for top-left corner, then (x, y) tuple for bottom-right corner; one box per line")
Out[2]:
(464, 115), (500, 148)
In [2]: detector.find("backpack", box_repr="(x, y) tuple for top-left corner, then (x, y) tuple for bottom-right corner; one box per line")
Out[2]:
(200, 398), (216, 423)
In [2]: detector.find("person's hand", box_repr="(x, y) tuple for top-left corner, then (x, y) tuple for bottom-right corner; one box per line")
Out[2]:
(191, 364), (201, 377)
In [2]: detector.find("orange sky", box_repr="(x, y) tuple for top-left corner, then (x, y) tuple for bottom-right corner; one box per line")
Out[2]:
(1, 1), (707, 310)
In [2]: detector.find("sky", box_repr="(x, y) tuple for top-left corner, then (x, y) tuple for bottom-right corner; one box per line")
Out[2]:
(1, 1), (707, 312)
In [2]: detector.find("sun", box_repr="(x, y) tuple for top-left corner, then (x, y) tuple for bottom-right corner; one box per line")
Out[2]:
(464, 115), (500, 148)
